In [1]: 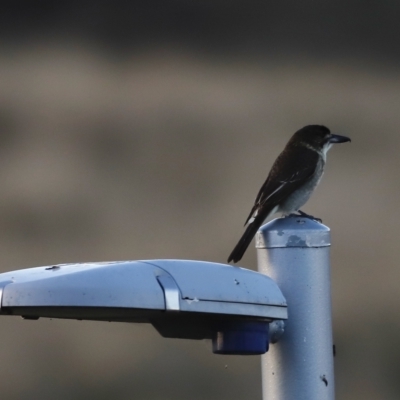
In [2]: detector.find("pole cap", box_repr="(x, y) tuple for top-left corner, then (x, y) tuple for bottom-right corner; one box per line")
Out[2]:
(256, 217), (331, 249)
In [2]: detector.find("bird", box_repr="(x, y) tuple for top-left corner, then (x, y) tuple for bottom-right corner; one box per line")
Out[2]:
(227, 125), (350, 263)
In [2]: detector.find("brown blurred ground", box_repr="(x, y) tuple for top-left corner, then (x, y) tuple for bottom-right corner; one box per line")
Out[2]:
(0, 3), (399, 400)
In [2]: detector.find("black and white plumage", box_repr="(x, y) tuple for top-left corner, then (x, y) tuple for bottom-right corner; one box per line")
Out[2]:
(227, 125), (350, 263)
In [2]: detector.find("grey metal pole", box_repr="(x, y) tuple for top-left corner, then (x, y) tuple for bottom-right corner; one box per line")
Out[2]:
(256, 216), (334, 400)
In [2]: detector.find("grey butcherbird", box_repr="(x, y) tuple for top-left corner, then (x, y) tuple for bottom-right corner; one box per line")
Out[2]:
(227, 125), (350, 263)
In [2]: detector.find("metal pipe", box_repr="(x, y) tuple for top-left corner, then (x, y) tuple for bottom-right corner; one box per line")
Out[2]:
(256, 216), (335, 400)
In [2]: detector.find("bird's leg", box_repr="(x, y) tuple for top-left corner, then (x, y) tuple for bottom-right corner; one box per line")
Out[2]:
(286, 213), (303, 219)
(297, 210), (322, 223)
(285, 211), (322, 223)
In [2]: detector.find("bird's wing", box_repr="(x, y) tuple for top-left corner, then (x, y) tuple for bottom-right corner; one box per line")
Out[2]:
(244, 148), (319, 225)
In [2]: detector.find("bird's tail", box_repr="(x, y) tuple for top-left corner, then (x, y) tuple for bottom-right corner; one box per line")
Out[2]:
(227, 213), (266, 263)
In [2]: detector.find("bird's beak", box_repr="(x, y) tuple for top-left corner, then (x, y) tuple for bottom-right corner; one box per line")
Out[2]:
(329, 134), (351, 144)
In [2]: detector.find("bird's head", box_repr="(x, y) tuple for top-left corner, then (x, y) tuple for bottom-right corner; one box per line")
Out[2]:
(289, 125), (351, 156)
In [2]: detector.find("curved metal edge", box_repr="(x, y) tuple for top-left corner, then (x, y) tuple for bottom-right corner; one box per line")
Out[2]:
(0, 281), (13, 313)
(156, 274), (181, 311)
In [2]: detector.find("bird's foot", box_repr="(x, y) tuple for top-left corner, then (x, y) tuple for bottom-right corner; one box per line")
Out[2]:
(287, 210), (322, 223)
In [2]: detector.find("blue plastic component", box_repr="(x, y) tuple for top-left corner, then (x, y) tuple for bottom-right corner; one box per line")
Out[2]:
(212, 321), (269, 355)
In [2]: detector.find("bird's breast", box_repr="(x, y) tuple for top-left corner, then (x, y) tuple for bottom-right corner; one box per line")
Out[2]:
(278, 159), (325, 214)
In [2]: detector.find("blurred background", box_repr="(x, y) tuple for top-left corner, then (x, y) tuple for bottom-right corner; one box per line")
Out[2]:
(0, 1), (398, 399)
